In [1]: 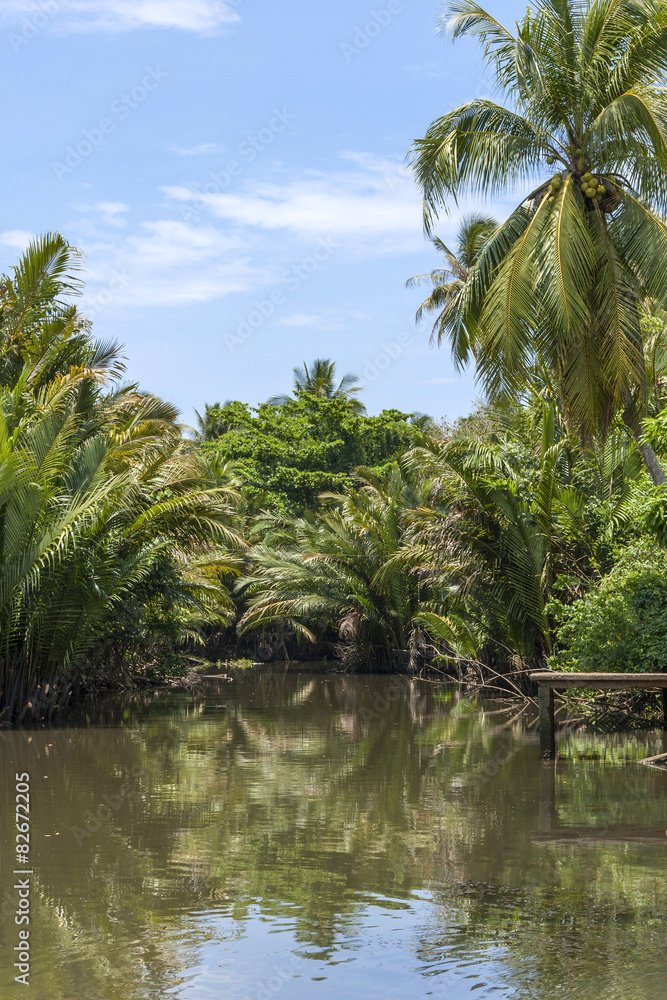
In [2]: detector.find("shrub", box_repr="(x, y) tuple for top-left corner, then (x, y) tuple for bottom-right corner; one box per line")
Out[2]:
(549, 540), (667, 673)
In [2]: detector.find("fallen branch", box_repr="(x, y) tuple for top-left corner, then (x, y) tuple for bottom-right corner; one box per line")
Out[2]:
(640, 752), (667, 768)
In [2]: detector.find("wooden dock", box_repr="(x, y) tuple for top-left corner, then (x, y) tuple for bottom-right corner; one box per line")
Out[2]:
(530, 671), (667, 758)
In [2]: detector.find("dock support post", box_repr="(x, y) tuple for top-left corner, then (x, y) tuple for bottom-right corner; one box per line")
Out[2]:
(538, 685), (555, 759)
(539, 760), (557, 832)
(663, 689), (667, 730)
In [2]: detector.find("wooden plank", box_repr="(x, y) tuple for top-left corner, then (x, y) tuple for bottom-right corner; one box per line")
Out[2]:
(530, 671), (667, 690)
(538, 685), (555, 759)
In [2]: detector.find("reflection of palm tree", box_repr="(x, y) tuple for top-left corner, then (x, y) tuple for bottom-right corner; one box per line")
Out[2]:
(269, 358), (366, 414)
(406, 214), (497, 363)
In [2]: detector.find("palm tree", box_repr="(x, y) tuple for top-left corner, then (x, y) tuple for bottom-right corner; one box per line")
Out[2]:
(410, 0), (667, 482)
(238, 461), (441, 671)
(406, 213), (497, 363)
(405, 424), (594, 666)
(194, 401), (235, 441)
(268, 358), (366, 414)
(0, 235), (245, 721)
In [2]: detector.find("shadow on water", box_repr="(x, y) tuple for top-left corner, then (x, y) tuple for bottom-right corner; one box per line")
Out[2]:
(0, 668), (665, 999)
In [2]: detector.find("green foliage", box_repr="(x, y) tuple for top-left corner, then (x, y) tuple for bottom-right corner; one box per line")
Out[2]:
(238, 460), (451, 671)
(549, 540), (667, 673)
(267, 357), (366, 413)
(202, 395), (420, 515)
(645, 484), (667, 544)
(411, 0), (667, 466)
(0, 235), (244, 720)
(405, 411), (601, 666)
(407, 213), (497, 362)
(234, 396), (653, 673)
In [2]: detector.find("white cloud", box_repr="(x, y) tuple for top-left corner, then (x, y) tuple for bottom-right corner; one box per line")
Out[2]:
(171, 142), (226, 157)
(80, 220), (257, 309)
(0, 230), (34, 254)
(97, 201), (130, 225)
(277, 311), (355, 331)
(64, 151), (435, 318)
(2, 1), (239, 34)
(161, 153), (424, 251)
(75, 202), (130, 227)
(278, 314), (322, 328)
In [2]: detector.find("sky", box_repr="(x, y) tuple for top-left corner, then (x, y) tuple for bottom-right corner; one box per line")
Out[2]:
(0, 0), (526, 425)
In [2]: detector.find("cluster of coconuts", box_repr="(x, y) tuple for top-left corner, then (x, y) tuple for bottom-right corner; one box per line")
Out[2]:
(580, 172), (606, 199)
(545, 151), (606, 200)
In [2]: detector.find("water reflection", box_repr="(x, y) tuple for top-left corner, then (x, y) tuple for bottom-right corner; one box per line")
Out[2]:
(0, 671), (665, 999)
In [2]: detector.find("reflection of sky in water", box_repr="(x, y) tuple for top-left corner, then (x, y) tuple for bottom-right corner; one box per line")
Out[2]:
(0, 672), (666, 1000)
(168, 898), (513, 1000)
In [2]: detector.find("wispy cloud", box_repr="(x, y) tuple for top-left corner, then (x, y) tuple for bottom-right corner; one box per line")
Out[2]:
(0, 230), (34, 253)
(2, 1), (239, 34)
(277, 311), (354, 331)
(75, 202), (130, 227)
(81, 219), (256, 308)
(171, 142), (226, 157)
(277, 314), (322, 328)
(162, 153), (423, 251)
(53, 151), (433, 315)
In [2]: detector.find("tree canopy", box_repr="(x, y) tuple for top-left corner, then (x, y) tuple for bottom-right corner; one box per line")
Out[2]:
(200, 394), (422, 515)
(411, 0), (667, 478)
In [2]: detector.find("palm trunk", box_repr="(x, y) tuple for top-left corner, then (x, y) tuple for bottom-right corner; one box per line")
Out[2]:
(637, 440), (666, 485)
(622, 408), (667, 485)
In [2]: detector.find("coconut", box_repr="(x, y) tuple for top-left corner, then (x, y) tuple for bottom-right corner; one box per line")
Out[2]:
(596, 184), (606, 196)
(546, 154), (555, 165)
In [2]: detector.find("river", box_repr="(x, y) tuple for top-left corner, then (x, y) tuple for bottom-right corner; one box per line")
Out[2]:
(1, 669), (666, 998)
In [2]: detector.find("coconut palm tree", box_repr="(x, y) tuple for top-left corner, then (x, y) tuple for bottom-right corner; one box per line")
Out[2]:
(406, 213), (497, 363)
(268, 358), (366, 414)
(410, 0), (667, 482)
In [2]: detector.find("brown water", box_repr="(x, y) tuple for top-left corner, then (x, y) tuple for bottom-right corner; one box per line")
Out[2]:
(0, 670), (666, 999)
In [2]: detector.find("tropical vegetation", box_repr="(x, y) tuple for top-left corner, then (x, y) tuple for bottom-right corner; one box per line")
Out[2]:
(4, 0), (667, 724)
(410, 0), (667, 483)
(0, 235), (243, 722)
(198, 385), (421, 515)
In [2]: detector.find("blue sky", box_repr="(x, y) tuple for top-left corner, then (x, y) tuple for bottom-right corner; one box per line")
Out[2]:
(1, 0), (525, 425)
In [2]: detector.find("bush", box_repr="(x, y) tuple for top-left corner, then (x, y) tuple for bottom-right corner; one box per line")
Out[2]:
(549, 540), (667, 673)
